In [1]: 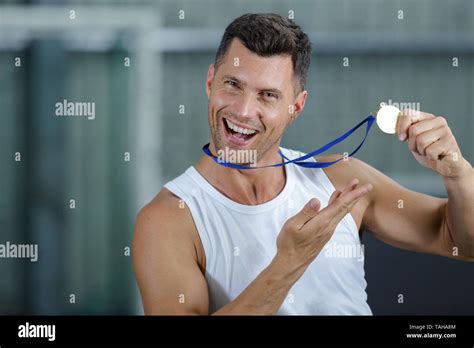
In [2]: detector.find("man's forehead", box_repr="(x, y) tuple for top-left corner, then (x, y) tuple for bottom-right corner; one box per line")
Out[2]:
(218, 39), (294, 89)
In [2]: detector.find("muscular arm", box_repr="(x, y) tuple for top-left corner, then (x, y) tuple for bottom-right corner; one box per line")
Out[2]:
(133, 190), (209, 315)
(132, 189), (304, 315)
(441, 170), (474, 260)
(320, 154), (474, 261)
(133, 179), (370, 315)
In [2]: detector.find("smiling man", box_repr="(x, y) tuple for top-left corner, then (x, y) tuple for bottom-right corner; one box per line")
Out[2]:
(133, 13), (474, 315)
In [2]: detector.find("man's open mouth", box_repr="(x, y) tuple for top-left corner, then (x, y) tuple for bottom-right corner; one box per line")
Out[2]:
(222, 117), (259, 146)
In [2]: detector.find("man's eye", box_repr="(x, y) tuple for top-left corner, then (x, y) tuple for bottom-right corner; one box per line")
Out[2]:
(263, 92), (278, 99)
(225, 80), (238, 87)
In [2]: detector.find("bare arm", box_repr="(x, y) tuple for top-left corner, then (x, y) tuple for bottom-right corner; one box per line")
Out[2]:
(353, 108), (474, 261)
(368, 166), (474, 261)
(327, 155), (474, 261)
(133, 190), (301, 315)
(133, 193), (303, 315)
(133, 180), (371, 315)
(133, 192), (209, 315)
(217, 176), (370, 314)
(441, 169), (474, 259)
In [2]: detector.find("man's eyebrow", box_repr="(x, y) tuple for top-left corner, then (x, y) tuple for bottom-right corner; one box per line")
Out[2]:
(221, 75), (244, 85)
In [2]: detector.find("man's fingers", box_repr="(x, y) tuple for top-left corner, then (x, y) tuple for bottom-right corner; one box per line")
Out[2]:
(412, 126), (446, 156)
(323, 179), (358, 215)
(340, 178), (359, 196)
(290, 198), (321, 230)
(404, 116), (447, 154)
(315, 181), (372, 230)
(330, 182), (372, 226)
(328, 190), (341, 206)
(397, 109), (435, 141)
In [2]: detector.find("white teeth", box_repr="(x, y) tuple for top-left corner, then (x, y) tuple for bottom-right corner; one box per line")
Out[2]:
(225, 119), (257, 135)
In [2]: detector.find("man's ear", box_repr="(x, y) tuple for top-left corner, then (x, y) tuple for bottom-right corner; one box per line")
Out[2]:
(288, 90), (308, 124)
(206, 64), (215, 99)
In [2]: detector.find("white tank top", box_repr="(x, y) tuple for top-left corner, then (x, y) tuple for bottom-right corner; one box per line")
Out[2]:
(164, 148), (372, 315)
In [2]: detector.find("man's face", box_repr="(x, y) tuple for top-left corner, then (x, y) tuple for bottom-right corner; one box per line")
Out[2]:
(206, 39), (307, 163)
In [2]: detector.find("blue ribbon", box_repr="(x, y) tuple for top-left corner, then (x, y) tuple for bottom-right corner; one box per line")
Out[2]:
(202, 114), (375, 169)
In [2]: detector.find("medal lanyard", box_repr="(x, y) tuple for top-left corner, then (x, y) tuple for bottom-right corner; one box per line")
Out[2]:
(202, 114), (375, 169)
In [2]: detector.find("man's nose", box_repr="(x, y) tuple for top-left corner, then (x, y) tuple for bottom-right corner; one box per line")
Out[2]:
(232, 93), (258, 119)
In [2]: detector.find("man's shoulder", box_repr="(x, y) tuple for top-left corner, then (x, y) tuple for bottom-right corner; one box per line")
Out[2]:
(314, 153), (403, 215)
(282, 148), (369, 171)
(134, 188), (197, 248)
(136, 188), (191, 229)
(132, 187), (206, 288)
(280, 148), (374, 186)
(315, 154), (371, 179)
(314, 154), (379, 205)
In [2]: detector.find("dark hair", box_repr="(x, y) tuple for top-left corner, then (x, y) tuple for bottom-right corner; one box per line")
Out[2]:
(215, 13), (312, 93)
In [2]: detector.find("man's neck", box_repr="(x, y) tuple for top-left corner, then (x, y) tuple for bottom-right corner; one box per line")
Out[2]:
(194, 143), (286, 205)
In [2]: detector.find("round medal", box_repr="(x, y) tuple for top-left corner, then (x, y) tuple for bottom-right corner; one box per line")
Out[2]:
(376, 104), (400, 134)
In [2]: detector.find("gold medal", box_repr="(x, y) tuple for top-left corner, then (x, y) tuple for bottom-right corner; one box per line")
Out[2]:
(376, 104), (400, 134)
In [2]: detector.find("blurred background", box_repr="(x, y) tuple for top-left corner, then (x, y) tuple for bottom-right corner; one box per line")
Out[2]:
(0, 0), (473, 315)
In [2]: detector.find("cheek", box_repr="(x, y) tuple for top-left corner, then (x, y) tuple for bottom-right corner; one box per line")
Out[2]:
(264, 107), (290, 130)
(210, 92), (230, 114)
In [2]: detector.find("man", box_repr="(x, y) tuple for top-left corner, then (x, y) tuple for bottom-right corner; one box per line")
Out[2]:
(133, 13), (473, 315)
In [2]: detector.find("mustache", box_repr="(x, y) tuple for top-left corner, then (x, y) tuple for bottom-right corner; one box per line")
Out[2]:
(218, 112), (261, 131)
